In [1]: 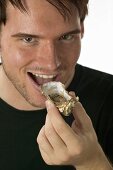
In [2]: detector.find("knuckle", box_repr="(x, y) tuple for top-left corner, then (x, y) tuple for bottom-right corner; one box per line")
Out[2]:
(42, 154), (53, 165)
(45, 126), (53, 138)
(45, 159), (53, 165)
(69, 142), (83, 157)
(56, 126), (64, 135)
(37, 127), (45, 144)
(56, 149), (70, 163)
(55, 122), (69, 136)
(61, 154), (71, 162)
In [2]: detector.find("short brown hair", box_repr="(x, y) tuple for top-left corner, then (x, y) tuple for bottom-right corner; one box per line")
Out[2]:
(0, 0), (89, 25)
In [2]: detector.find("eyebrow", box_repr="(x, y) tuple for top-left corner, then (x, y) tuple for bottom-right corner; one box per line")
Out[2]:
(11, 33), (39, 38)
(11, 29), (81, 38)
(60, 29), (81, 37)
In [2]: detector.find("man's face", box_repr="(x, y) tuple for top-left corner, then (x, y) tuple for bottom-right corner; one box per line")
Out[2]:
(0, 0), (83, 109)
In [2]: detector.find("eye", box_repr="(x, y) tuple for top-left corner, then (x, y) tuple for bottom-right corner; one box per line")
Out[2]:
(23, 37), (36, 43)
(60, 34), (74, 41)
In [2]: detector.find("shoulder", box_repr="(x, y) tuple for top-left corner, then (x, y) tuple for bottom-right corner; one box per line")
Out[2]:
(76, 64), (113, 84)
(74, 64), (113, 94)
(71, 64), (113, 124)
(71, 64), (113, 161)
(75, 63), (113, 98)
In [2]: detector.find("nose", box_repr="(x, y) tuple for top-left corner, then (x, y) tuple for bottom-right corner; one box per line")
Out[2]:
(39, 41), (61, 71)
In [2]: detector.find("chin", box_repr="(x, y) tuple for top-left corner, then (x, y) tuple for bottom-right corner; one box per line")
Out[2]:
(29, 95), (46, 110)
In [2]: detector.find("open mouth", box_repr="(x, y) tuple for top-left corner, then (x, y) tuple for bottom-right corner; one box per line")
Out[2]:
(28, 72), (57, 86)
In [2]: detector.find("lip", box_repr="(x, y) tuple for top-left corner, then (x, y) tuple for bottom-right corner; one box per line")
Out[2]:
(31, 73), (57, 79)
(27, 72), (42, 91)
(27, 71), (62, 91)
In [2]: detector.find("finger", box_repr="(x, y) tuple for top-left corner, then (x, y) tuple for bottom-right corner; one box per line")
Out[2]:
(72, 101), (93, 131)
(69, 91), (93, 131)
(44, 112), (67, 150)
(45, 99), (79, 146)
(39, 149), (52, 165)
(69, 91), (85, 130)
(69, 91), (79, 102)
(37, 125), (53, 154)
(69, 91), (76, 97)
(71, 119), (82, 134)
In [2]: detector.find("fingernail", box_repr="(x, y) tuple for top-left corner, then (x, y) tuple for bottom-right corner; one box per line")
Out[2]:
(45, 99), (54, 110)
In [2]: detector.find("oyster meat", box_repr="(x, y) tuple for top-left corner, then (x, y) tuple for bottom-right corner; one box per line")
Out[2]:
(41, 81), (79, 116)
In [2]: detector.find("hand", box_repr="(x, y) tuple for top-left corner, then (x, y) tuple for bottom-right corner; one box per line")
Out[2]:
(37, 94), (112, 170)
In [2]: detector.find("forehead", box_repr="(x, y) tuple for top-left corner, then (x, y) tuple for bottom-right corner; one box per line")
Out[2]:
(5, 0), (81, 36)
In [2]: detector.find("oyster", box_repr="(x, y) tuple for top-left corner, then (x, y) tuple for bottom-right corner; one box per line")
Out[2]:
(41, 81), (79, 116)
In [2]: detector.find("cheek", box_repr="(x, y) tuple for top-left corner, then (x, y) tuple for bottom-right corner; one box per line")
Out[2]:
(3, 46), (35, 68)
(60, 43), (81, 66)
(12, 49), (31, 67)
(59, 37), (81, 56)
(1, 34), (36, 69)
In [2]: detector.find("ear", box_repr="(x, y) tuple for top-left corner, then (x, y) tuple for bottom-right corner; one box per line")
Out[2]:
(0, 33), (1, 52)
(0, 42), (1, 53)
(0, 33), (1, 55)
(0, 47), (1, 59)
(80, 22), (84, 38)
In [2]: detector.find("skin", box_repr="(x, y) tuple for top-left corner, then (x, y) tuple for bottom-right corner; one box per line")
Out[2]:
(0, 0), (112, 169)
(37, 98), (113, 169)
(0, 0), (83, 110)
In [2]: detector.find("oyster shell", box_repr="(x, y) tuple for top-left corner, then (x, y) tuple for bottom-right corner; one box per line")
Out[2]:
(41, 81), (79, 116)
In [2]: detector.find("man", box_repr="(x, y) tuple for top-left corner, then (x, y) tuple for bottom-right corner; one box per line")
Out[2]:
(0, 0), (113, 169)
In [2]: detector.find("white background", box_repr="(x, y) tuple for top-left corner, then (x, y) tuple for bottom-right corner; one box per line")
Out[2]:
(78, 0), (113, 74)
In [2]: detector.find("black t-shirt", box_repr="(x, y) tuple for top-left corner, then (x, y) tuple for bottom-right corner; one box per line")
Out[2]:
(0, 64), (113, 170)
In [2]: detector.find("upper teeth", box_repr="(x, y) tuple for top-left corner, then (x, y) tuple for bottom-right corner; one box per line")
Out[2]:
(32, 73), (56, 79)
